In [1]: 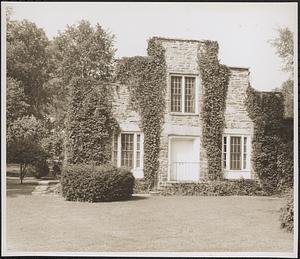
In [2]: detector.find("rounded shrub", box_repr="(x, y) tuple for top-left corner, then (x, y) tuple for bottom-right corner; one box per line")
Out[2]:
(61, 164), (135, 202)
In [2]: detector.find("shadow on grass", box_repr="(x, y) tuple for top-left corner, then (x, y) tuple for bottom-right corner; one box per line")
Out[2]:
(129, 195), (149, 201)
(6, 177), (38, 198)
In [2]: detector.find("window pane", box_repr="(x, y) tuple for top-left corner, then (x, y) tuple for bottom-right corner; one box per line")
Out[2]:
(230, 137), (241, 170)
(243, 137), (247, 169)
(136, 134), (141, 168)
(184, 77), (195, 113)
(223, 136), (227, 169)
(112, 133), (118, 166)
(121, 134), (134, 169)
(171, 76), (182, 112)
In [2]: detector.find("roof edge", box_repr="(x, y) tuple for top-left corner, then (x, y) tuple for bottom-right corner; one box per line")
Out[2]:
(151, 36), (205, 43)
(228, 66), (249, 71)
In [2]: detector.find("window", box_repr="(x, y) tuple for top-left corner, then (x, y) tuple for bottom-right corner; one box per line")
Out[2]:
(136, 134), (141, 168)
(171, 76), (182, 112)
(112, 132), (143, 170)
(230, 137), (241, 170)
(112, 133), (118, 166)
(121, 134), (134, 168)
(223, 136), (227, 169)
(184, 77), (195, 113)
(171, 75), (196, 113)
(223, 135), (249, 171)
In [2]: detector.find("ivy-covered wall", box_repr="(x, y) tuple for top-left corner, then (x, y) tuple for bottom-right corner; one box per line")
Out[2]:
(245, 86), (292, 194)
(115, 38), (167, 190)
(197, 41), (230, 180)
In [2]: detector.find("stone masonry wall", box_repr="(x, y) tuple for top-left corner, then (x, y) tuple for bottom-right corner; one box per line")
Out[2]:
(111, 83), (141, 132)
(224, 68), (255, 178)
(111, 38), (254, 186)
(157, 38), (206, 185)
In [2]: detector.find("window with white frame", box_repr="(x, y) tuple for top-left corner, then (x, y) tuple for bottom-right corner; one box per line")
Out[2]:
(222, 135), (250, 171)
(171, 75), (196, 113)
(112, 132), (143, 170)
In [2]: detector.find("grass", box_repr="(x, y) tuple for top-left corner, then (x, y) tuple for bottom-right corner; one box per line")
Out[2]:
(5, 176), (294, 253)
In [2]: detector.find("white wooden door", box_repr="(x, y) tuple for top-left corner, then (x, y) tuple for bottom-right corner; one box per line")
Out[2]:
(170, 138), (199, 181)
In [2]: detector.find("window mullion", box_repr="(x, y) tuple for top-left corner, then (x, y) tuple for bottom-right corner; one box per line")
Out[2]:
(117, 134), (121, 167)
(227, 136), (230, 170)
(133, 133), (137, 170)
(241, 136), (244, 170)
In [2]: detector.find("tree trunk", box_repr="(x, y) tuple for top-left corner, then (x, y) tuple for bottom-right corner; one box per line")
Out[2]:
(20, 163), (27, 184)
(20, 164), (23, 184)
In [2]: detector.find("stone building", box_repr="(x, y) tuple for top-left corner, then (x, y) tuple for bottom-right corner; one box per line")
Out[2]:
(110, 37), (254, 188)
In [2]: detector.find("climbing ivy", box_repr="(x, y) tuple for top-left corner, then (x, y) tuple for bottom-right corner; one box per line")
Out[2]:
(197, 41), (230, 180)
(245, 85), (288, 194)
(66, 77), (119, 165)
(115, 38), (167, 190)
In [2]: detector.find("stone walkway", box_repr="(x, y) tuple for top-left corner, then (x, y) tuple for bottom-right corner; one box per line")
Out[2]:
(31, 180), (60, 196)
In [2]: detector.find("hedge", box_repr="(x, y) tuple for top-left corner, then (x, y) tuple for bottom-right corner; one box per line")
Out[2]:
(61, 164), (134, 202)
(279, 189), (294, 232)
(160, 179), (266, 196)
(133, 179), (149, 194)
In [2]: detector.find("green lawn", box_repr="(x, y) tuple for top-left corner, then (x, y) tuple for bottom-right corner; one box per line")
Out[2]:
(5, 177), (294, 253)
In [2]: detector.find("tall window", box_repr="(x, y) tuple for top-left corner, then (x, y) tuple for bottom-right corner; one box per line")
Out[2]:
(136, 134), (141, 168)
(230, 137), (241, 170)
(223, 135), (249, 171)
(112, 132), (143, 170)
(223, 136), (227, 169)
(171, 76), (182, 112)
(112, 133), (118, 166)
(121, 134), (134, 168)
(184, 77), (195, 113)
(171, 75), (196, 113)
(243, 137), (247, 170)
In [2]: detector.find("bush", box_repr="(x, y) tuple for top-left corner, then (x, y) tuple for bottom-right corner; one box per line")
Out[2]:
(133, 179), (149, 194)
(277, 141), (294, 192)
(61, 164), (134, 202)
(33, 159), (50, 179)
(280, 190), (294, 232)
(161, 179), (266, 196)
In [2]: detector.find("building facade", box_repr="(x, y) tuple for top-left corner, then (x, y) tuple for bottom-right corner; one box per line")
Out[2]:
(111, 37), (255, 188)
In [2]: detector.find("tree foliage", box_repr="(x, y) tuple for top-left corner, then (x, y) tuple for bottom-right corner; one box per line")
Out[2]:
(7, 19), (52, 118)
(270, 27), (294, 118)
(6, 77), (30, 125)
(50, 20), (116, 127)
(270, 27), (294, 75)
(7, 116), (50, 183)
(280, 79), (294, 118)
(245, 86), (292, 194)
(52, 20), (115, 83)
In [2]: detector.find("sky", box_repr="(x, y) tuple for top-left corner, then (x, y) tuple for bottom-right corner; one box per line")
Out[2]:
(3, 2), (297, 91)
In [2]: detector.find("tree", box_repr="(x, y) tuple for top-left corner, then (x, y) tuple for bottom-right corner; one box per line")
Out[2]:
(50, 20), (116, 127)
(7, 116), (49, 183)
(270, 27), (294, 118)
(270, 27), (294, 75)
(66, 77), (119, 165)
(7, 19), (53, 118)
